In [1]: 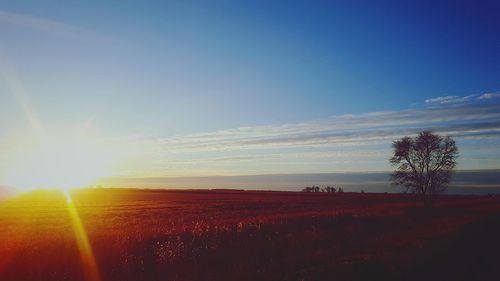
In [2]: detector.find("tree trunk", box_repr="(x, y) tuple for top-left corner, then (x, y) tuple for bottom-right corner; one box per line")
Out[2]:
(423, 192), (433, 208)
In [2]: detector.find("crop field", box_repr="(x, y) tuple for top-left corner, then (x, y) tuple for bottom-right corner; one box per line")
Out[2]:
(1, 188), (500, 281)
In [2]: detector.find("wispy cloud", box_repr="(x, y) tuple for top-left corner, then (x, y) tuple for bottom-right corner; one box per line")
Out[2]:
(155, 101), (500, 153)
(0, 10), (109, 41)
(0, 10), (75, 35)
(102, 93), (500, 176)
(478, 92), (500, 100)
(425, 95), (476, 105)
(425, 92), (500, 105)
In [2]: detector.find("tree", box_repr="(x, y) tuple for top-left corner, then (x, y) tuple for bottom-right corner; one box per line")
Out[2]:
(302, 186), (320, 192)
(323, 186), (337, 193)
(390, 131), (458, 206)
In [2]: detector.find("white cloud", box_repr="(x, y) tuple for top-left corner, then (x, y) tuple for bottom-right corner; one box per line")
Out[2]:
(425, 92), (500, 105)
(425, 95), (476, 105)
(154, 102), (500, 154)
(478, 92), (500, 100)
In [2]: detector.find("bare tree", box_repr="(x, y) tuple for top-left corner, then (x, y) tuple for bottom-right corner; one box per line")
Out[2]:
(390, 131), (458, 206)
(323, 186), (336, 193)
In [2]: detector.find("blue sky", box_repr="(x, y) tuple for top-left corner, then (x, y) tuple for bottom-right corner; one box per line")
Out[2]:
(0, 1), (499, 186)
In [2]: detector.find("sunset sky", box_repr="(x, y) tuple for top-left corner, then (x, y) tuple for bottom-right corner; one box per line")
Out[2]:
(0, 1), (499, 189)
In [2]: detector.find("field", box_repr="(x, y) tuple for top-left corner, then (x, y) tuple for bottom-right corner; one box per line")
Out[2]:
(1, 189), (500, 281)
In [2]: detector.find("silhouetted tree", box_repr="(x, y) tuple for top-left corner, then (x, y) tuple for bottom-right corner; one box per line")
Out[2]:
(323, 186), (336, 193)
(390, 131), (458, 207)
(305, 186), (340, 193)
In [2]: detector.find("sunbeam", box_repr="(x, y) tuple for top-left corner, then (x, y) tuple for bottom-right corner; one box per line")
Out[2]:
(64, 190), (101, 281)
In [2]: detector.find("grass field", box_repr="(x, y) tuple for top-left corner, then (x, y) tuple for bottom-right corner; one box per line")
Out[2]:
(1, 188), (500, 281)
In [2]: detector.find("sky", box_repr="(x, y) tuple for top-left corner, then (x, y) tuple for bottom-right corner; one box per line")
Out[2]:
(0, 1), (499, 189)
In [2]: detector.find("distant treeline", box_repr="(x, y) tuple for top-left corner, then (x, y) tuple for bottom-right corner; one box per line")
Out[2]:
(301, 186), (355, 193)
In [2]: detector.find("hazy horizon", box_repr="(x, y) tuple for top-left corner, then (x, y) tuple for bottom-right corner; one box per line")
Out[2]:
(96, 169), (500, 194)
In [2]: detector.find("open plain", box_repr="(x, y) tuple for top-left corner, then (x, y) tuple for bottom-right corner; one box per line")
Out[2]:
(1, 189), (500, 281)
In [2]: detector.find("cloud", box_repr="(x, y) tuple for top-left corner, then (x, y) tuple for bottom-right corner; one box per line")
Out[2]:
(0, 10), (76, 35)
(5, 91), (489, 178)
(425, 92), (500, 105)
(0, 10), (109, 41)
(150, 101), (500, 155)
(425, 95), (476, 105)
(158, 155), (281, 164)
(478, 92), (500, 100)
(57, 92), (498, 177)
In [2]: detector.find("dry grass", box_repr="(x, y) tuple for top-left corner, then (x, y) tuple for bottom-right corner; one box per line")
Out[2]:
(1, 188), (499, 281)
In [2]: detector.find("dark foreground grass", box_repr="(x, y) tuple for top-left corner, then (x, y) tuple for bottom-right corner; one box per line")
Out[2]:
(1, 188), (499, 281)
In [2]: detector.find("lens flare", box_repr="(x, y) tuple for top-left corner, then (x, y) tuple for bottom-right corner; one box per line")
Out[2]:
(64, 190), (101, 281)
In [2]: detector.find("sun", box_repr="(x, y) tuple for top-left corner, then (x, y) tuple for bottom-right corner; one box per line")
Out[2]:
(4, 136), (114, 192)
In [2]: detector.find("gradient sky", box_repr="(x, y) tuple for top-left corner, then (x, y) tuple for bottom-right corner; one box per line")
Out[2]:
(0, 1), (499, 185)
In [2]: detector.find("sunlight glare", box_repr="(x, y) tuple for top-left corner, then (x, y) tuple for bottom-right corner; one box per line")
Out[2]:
(4, 136), (116, 192)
